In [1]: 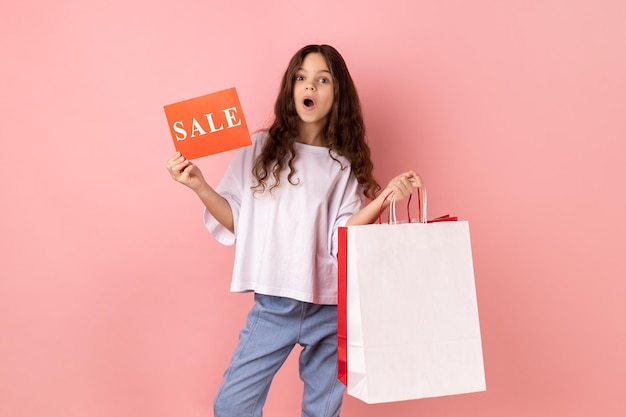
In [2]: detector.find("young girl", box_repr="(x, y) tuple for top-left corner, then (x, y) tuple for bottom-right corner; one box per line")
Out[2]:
(166, 44), (421, 417)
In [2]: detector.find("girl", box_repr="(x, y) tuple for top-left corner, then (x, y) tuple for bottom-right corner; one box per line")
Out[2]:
(166, 44), (421, 417)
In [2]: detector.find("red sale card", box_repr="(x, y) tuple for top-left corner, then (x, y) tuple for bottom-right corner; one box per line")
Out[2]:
(164, 88), (251, 159)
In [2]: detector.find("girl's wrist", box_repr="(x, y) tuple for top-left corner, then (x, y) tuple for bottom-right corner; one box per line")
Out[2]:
(378, 189), (393, 207)
(191, 180), (211, 195)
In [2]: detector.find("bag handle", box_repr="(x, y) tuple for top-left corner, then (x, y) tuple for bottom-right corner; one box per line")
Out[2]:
(378, 186), (428, 225)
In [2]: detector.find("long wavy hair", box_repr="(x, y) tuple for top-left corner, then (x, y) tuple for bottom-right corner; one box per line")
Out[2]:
(251, 44), (380, 200)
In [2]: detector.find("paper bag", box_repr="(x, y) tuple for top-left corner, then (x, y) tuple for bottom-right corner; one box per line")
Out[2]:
(337, 189), (486, 403)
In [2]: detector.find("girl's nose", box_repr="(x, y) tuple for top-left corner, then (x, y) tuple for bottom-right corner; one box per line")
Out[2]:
(305, 84), (316, 91)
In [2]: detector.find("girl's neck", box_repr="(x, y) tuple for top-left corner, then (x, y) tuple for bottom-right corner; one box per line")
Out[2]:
(297, 123), (327, 147)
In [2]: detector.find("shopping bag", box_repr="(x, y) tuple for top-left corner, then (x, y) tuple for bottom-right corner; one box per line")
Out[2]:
(337, 188), (486, 403)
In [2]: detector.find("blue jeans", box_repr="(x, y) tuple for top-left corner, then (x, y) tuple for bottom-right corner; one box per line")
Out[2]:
(214, 294), (345, 417)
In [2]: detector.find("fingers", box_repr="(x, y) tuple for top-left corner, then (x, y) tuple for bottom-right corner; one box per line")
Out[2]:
(401, 171), (423, 188)
(166, 152), (192, 180)
(388, 171), (423, 201)
(166, 151), (184, 164)
(408, 173), (423, 188)
(166, 152), (184, 171)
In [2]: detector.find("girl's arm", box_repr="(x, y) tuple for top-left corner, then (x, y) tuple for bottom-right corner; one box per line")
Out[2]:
(347, 171), (422, 226)
(166, 152), (234, 233)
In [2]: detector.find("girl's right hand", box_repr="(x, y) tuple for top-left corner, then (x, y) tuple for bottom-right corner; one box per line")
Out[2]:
(166, 152), (208, 192)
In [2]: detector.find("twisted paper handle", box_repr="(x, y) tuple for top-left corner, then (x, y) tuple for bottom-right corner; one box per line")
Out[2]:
(378, 186), (427, 224)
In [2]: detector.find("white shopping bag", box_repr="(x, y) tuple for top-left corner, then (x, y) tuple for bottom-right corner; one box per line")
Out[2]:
(337, 189), (486, 403)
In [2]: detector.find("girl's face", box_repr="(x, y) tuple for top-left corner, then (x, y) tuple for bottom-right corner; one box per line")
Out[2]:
(293, 52), (334, 128)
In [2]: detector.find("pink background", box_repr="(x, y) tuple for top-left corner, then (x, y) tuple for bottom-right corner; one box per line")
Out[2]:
(1, 0), (625, 416)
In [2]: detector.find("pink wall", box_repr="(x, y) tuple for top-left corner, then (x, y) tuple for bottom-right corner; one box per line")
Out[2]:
(1, 1), (625, 416)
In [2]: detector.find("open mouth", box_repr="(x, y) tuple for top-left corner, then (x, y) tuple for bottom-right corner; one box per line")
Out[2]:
(303, 98), (316, 110)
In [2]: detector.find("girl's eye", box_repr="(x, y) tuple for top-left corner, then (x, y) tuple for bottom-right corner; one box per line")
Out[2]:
(319, 77), (330, 84)
(295, 75), (305, 81)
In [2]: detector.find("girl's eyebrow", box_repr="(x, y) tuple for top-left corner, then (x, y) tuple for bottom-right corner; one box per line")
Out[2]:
(297, 67), (331, 75)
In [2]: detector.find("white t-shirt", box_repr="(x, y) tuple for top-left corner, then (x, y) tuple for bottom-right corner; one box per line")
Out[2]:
(204, 131), (364, 304)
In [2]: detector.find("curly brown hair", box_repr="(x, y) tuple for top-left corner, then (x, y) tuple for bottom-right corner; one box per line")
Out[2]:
(251, 44), (380, 200)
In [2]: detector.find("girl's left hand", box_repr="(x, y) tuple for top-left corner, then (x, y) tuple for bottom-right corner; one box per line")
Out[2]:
(384, 170), (423, 202)
(347, 170), (423, 226)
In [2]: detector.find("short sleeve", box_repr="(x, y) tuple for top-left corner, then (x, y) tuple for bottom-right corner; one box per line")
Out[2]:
(329, 173), (365, 258)
(202, 137), (258, 245)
